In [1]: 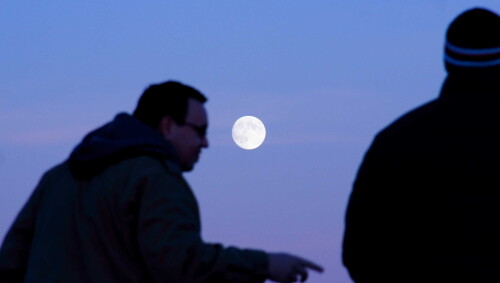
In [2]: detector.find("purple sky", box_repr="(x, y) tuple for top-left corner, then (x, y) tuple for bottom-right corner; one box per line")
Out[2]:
(1, 1), (500, 282)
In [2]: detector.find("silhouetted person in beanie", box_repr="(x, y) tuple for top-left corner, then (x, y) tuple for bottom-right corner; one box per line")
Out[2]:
(0, 81), (323, 282)
(343, 7), (500, 283)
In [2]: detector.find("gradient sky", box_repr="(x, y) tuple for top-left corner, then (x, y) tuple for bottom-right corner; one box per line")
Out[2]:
(1, 1), (500, 282)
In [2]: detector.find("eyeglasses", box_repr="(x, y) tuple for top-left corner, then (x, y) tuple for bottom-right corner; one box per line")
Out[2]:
(183, 122), (207, 138)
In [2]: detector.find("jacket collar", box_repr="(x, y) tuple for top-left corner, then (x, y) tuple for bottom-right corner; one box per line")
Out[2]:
(439, 72), (500, 99)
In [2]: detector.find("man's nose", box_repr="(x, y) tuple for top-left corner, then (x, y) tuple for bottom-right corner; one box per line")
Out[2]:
(201, 136), (209, 148)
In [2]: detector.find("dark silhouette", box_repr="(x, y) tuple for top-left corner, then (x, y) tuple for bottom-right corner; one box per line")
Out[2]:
(0, 81), (323, 283)
(343, 8), (500, 283)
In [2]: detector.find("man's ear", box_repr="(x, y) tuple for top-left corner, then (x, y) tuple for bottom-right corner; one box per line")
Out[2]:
(158, 116), (176, 138)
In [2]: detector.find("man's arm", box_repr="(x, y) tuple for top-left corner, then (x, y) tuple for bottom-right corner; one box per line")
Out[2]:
(342, 136), (403, 282)
(0, 175), (46, 282)
(136, 168), (269, 282)
(136, 165), (323, 283)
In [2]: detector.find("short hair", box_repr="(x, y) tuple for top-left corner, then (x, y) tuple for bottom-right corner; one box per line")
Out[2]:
(133, 81), (207, 129)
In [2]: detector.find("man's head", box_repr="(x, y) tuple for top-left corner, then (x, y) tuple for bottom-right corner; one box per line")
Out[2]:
(444, 7), (500, 75)
(133, 81), (209, 171)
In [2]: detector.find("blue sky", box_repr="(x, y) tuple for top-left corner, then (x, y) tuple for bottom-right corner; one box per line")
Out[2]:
(1, 1), (500, 282)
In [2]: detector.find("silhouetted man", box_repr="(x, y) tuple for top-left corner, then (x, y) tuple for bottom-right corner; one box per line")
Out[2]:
(343, 7), (500, 282)
(0, 81), (323, 283)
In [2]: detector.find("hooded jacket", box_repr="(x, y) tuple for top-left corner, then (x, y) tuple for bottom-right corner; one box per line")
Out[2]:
(0, 113), (268, 283)
(343, 73), (500, 282)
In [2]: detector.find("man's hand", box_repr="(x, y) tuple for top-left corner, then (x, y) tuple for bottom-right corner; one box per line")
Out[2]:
(267, 252), (324, 283)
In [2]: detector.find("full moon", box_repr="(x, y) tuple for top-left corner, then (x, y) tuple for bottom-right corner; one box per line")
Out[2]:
(232, 116), (266, 150)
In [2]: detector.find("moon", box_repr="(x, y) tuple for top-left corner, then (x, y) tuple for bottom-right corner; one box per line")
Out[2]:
(232, 116), (266, 150)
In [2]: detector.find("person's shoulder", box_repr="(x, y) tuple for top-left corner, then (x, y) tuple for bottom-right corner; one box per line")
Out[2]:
(377, 98), (445, 139)
(118, 156), (190, 197)
(116, 155), (180, 174)
(39, 161), (72, 183)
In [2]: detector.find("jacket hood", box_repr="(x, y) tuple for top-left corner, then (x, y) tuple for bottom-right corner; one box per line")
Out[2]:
(69, 113), (178, 178)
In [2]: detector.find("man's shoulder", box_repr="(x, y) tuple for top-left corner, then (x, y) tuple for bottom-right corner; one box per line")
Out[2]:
(111, 155), (182, 177)
(114, 156), (193, 201)
(38, 161), (72, 184)
(377, 99), (446, 139)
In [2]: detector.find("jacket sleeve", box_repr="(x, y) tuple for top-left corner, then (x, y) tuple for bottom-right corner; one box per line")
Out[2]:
(136, 163), (268, 283)
(342, 136), (407, 282)
(0, 174), (46, 283)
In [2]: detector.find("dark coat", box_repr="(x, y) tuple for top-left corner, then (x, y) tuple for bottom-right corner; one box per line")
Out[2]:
(343, 74), (500, 282)
(0, 113), (268, 283)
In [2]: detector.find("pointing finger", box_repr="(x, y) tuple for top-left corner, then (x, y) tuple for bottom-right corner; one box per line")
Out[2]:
(298, 258), (324, 273)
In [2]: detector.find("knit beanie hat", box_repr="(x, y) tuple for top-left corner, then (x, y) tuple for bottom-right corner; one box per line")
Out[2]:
(444, 7), (500, 74)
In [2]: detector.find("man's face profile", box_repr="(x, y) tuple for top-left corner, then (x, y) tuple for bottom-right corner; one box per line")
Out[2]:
(162, 98), (209, 171)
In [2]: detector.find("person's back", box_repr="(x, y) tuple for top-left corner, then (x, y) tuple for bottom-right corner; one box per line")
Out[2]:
(343, 8), (500, 282)
(20, 156), (167, 282)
